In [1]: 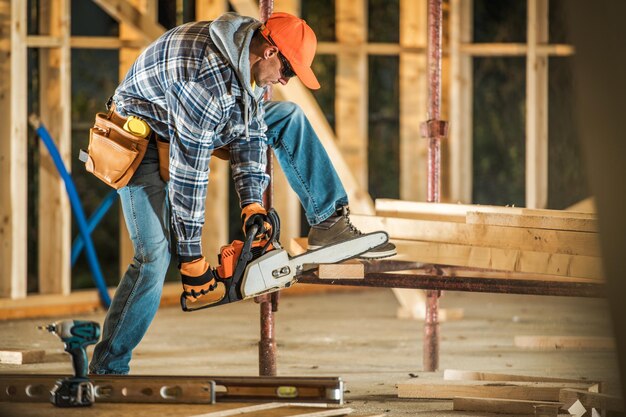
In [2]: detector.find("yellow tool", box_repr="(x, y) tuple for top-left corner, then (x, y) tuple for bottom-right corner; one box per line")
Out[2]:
(123, 116), (151, 138)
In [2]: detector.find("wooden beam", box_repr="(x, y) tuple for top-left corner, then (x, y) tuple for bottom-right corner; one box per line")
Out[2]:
(453, 397), (562, 415)
(398, 380), (595, 401)
(559, 389), (624, 412)
(351, 214), (601, 257)
(399, 0), (428, 202)
(0, 349), (46, 365)
(196, 0), (229, 266)
(444, 370), (601, 390)
(566, 197), (596, 213)
(459, 43), (575, 57)
(91, 0), (164, 41)
(118, 0), (158, 276)
(526, 0), (549, 209)
(317, 42), (425, 56)
(514, 336), (615, 350)
(335, 0), (368, 189)
(0, 0), (28, 299)
(375, 199), (597, 220)
(449, 0), (473, 203)
(38, 0), (72, 296)
(466, 211), (598, 232)
(393, 240), (603, 280)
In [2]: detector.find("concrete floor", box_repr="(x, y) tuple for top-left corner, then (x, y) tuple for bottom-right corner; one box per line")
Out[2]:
(0, 288), (621, 416)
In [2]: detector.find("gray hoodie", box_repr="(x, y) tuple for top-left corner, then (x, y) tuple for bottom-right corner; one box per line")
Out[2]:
(209, 12), (267, 139)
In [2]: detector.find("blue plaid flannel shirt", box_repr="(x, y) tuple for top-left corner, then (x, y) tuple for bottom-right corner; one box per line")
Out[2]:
(113, 21), (269, 260)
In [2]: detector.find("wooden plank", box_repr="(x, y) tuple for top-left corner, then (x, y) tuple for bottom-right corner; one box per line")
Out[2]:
(0, 0), (28, 299)
(526, 0), (549, 209)
(444, 370), (600, 392)
(453, 396), (562, 415)
(375, 199), (597, 220)
(38, 0), (72, 296)
(466, 211), (598, 232)
(335, 0), (368, 189)
(399, 0), (428, 202)
(393, 240), (603, 280)
(0, 349), (46, 365)
(566, 197), (596, 213)
(514, 336), (615, 350)
(197, 0), (229, 266)
(559, 389), (624, 412)
(459, 43), (575, 57)
(397, 380), (594, 401)
(318, 261), (364, 280)
(449, 0), (473, 203)
(117, 0), (158, 276)
(189, 403), (353, 417)
(92, 0), (164, 41)
(351, 214), (601, 257)
(316, 42), (424, 56)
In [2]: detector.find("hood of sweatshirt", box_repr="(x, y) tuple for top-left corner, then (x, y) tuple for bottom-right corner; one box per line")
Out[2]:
(209, 13), (266, 138)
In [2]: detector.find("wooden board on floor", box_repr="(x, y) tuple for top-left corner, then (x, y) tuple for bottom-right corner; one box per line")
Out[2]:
(453, 396), (562, 415)
(0, 349), (45, 364)
(559, 389), (624, 412)
(443, 369), (600, 391)
(318, 261), (364, 279)
(189, 402), (353, 417)
(397, 380), (595, 401)
(514, 336), (615, 350)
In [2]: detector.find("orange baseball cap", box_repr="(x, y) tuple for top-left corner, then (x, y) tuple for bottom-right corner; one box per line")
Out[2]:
(260, 12), (320, 90)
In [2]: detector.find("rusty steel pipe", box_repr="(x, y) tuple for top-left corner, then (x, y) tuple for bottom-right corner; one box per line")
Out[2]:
(422, 0), (447, 373)
(258, 0), (277, 377)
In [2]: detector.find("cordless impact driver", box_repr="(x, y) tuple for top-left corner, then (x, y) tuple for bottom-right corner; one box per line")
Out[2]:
(40, 320), (100, 407)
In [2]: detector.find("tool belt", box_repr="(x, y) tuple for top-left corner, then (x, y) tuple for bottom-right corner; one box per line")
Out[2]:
(81, 102), (170, 189)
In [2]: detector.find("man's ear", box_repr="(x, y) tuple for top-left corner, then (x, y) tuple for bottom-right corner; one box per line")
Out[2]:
(263, 45), (279, 60)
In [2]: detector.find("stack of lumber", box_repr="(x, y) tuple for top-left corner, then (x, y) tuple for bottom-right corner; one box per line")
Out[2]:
(397, 369), (623, 416)
(348, 199), (603, 282)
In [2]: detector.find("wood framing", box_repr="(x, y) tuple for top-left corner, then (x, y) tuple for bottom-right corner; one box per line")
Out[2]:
(38, 0), (72, 296)
(0, 0), (28, 299)
(466, 211), (598, 232)
(449, 0), (473, 203)
(526, 0), (549, 208)
(92, 0), (164, 40)
(399, 0), (428, 202)
(335, 0), (368, 189)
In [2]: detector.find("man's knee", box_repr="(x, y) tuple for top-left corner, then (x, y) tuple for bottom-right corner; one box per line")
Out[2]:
(267, 101), (304, 121)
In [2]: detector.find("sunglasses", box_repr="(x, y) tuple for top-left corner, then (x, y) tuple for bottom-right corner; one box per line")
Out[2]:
(265, 32), (296, 79)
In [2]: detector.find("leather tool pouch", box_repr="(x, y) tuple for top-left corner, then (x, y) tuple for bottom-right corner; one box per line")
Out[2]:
(82, 110), (149, 189)
(156, 137), (170, 182)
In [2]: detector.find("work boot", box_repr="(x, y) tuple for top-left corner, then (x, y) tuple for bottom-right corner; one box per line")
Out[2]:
(307, 206), (397, 259)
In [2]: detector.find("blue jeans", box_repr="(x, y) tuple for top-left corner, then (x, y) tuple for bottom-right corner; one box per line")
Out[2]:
(89, 101), (348, 374)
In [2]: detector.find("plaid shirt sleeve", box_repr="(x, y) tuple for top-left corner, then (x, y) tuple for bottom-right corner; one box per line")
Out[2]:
(165, 80), (224, 260)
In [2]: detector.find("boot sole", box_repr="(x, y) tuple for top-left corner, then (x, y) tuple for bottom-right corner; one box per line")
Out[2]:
(307, 245), (397, 260)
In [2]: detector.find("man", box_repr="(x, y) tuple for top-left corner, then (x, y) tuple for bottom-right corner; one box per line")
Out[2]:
(89, 12), (395, 375)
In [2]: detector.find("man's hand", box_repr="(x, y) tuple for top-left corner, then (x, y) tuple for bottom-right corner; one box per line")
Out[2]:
(241, 203), (272, 239)
(179, 256), (217, 302)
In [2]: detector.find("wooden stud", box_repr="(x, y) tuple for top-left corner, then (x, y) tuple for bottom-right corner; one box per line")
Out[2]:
(0, 349), (46, 365)
(118, 0), (159, 276)
(0, 0), (28, 299)
(335, 0), (368, 189)
(526, 0), (549, 209)
(351, 214), (601, 257)
(453, 396), (562, 415)
(460, 42), (575, 57)
(92, 0), (164, 41)
(449, 0), (473, 203)
(196, 0), (227, 21)
(514, 336), (615, 350)
(399, 0), (428, 202)
(397, 380), (595, 401)
(559, 389), (624, 412)
(38, 0), (72, 296)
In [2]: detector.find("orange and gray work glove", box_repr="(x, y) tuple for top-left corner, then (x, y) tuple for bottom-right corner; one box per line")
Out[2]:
(179, 256), (217, 302)
(241, 203), (272, 239)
